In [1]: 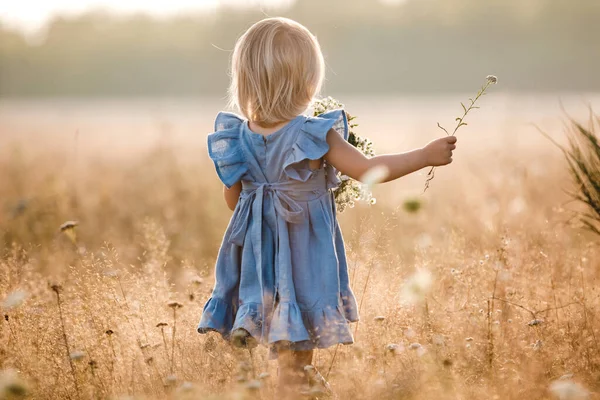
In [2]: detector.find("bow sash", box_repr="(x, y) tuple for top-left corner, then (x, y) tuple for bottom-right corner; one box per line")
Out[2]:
(227, 175), (326, 341)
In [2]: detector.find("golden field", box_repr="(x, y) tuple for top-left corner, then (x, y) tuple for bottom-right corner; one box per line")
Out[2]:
(1, 94), (599, 399)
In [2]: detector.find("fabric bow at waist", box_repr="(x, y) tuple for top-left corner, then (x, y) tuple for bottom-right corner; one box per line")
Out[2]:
(229, 177), (325, 247)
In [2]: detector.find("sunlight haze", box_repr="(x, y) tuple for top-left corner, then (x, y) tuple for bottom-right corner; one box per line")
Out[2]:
(0, 0), (293, 32)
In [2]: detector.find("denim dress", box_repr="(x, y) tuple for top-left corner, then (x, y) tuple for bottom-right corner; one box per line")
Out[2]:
(197, 109), (359, 359)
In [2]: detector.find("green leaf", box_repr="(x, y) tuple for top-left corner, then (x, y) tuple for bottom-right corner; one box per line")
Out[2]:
(455, 117), (462, 122)
(461, 102), (467, 113)
(437, 122), (450, 135)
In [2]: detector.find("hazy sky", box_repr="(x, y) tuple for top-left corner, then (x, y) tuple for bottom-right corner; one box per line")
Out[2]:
(0, 0), (295, 33)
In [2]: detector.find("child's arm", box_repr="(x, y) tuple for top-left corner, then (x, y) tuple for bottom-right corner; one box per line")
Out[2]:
(325, 129), (457, 183)
(223, 182), (242, 211)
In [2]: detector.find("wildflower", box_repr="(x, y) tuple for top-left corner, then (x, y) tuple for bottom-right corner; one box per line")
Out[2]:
(245, 380), (262, 391)
(70, 351), (85, 361)
(373, 316), (386, 322)
(312, 97), (377, 212)
(486, 75), (498, 85)
(258, 372), (270, 380)
(60, 221), (79, 231)
(50, 284), (62, 294)
(528, 319), (544, 326)
(370, 198), (377, 205)
(424, 75), (498, 191)
(105, 329), (114, 336)
(60, 221), (79, 244)
(156, 322), (168, 328)
(465, 337), (474, 342)
(385, 343), (403, 354)
(409, 343), (426, 357)
(548, 379), (589, 400)
(167, 301), (183, 309)
(400, 269), (433, 305)
(2, 290), (28, 310)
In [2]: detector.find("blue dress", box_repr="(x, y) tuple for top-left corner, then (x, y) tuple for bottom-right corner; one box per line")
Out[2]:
(197, 109), (359, 358)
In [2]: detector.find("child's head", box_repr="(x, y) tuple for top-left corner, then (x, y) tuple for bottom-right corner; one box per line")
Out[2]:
(229, 17), (325, 127)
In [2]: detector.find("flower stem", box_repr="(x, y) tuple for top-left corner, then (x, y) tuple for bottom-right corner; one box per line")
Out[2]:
(54, 289), (81, 399)
(424, 80), (493, 192)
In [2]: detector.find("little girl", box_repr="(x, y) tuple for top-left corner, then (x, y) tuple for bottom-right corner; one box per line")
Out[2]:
(198, 17), (456, 398)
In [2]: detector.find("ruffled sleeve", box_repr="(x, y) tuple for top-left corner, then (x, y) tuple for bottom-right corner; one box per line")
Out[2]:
(283, 109), (348, 183)
(207, 112), (249, 188)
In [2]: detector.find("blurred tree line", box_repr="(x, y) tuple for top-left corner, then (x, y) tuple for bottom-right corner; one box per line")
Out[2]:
(0, 0), (599, 97)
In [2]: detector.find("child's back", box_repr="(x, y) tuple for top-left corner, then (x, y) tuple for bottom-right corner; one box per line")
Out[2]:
(198, 108), (359, 358)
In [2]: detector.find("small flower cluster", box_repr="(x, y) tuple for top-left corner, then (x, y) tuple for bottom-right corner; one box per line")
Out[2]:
(312, 97), (376, 212)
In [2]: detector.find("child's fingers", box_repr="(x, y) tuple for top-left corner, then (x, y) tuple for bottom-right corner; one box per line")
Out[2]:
(449, 144), (456, 150)
(446, 136), (457, 144)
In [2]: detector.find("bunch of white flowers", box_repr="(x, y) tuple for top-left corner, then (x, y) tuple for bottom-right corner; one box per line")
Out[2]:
(312, 97), (376, 212)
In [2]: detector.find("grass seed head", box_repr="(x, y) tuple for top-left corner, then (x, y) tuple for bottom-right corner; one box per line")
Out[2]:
(486, 75), (498, 84)
(69, 351), (85, 361)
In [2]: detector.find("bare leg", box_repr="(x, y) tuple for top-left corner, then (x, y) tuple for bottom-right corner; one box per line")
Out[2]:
(277, 349), (314, 399)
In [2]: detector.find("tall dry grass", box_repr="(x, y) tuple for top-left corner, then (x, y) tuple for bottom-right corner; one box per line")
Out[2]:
(1, 100), (599, 399)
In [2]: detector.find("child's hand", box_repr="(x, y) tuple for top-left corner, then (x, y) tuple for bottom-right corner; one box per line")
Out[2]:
(422, 137), (457, 166)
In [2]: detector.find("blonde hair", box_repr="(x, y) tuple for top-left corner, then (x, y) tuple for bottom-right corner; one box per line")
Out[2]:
(229, 17), (325, 128)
